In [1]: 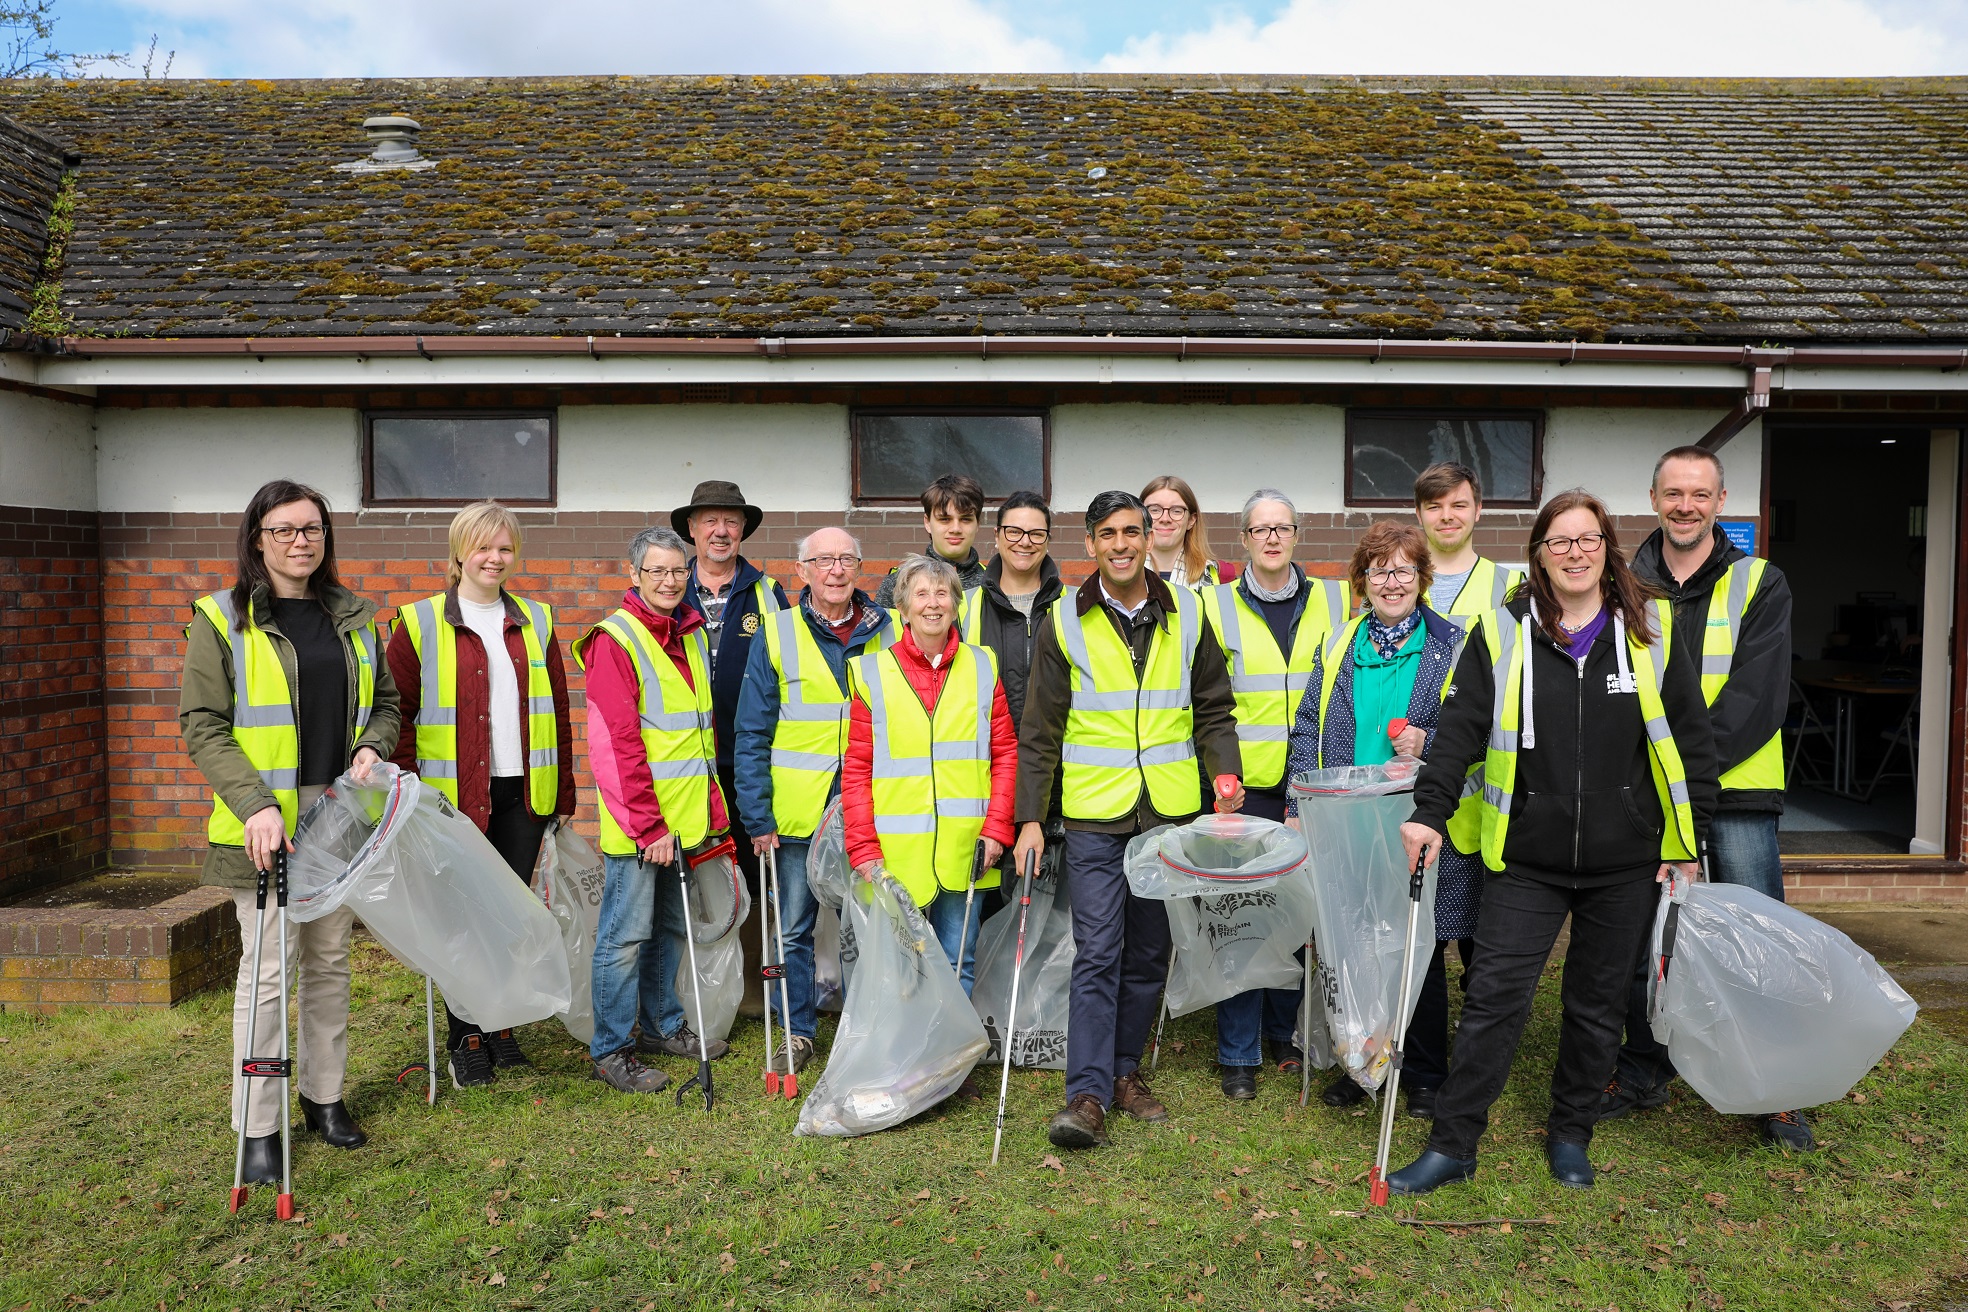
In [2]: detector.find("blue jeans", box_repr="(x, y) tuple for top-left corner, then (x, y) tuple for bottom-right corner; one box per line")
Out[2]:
(1616, 810), (1785, 1089)
(1215, 985), (1301, 1067)
(925, 885), (982, 997)
(763, 837), (822, 1042)
(591, 853), (686, 1061)
(1064, 829), (1173, 1107)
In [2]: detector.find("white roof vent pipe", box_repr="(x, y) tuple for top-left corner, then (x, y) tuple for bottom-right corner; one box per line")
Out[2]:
(333, 115), (437, 173)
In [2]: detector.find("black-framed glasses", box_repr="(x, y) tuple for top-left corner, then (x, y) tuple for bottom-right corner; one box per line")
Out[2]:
(800, 554), (861, 572)
(1145, 504), (1189, 522)
(1366, 565), (1418, 585)
(1534, 533), (1607, 556)
(1244, 524), (1298, 542)
(635, 565), (691, 582)
(998, 526), (1050, 546)
(261, 523), (326, 544)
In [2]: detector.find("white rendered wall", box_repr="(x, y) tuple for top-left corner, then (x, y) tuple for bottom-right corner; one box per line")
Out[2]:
(1050, 403), (1346, 513)
(95, 407), (361, 513)
(556, 404), (849, 511)
(0, 389), (96, 510)
(1544, 410), (1763, 516)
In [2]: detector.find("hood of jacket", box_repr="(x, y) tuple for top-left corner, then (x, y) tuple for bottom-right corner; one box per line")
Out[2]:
(1632, 525), (1745, 602)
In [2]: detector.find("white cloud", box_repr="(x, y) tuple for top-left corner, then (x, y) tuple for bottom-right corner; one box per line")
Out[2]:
(121, 0), (1069, 78)
(1096, 0), (1960, 76)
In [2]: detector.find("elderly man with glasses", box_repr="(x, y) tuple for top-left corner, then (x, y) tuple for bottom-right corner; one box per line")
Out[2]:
(733, 526), (897, 1075)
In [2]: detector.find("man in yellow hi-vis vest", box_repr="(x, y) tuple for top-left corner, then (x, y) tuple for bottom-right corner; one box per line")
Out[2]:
(1014, 490), (1244, 1151)
(1606, 445), (1809, 1151)
(574, 526), (731, 1096)
(734, 525), (896, 1077)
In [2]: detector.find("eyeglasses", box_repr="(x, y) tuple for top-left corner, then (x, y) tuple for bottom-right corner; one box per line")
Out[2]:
(1366, 566), (1418, 585)
(800, 554), (861, 572)
(636, 565), (692, 582)
(1244, 524), (1298, 542)
(1534, 533), (1607, 556)
(261, 523), (326, 544)
(998, 526), (1050, 546)
(1145, 504), (1189, 522)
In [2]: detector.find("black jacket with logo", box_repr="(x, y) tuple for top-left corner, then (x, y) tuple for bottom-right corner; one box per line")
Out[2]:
(967, 553), (1066, 730)
(1631, 526), (1790, 814)
(1410, 596), (1719, 885)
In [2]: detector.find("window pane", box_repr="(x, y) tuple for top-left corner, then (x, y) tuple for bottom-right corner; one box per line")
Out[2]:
(370, 416), (553, 503)
(854, 414), (1045, 501)
(1348, 413), (1538, 504)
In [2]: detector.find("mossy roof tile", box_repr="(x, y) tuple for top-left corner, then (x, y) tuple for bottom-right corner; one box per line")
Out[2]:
(0, 74), (1963, 344)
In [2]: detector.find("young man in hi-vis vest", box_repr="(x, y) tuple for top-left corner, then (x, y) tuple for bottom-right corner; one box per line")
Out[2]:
(1014, 490), (1244, 1151)
(1604, 445), (1810, 1152)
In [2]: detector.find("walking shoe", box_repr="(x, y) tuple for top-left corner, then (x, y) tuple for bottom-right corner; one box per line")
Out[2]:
(1047, 1094), (1108, 1149)
(241, 1132), (281, 1184)
(947, 1076), (984, 1104)
(1322, 1073), (1368, 1108)
(1760, 1110), (1816, 1153)
(298, 1095), (367, 1149)
(448, 1035), (496, 1090)
(1113, 1070), (1169, 1122)
(1595, 1075), (1670, 1122)
(1268, 1038), (1305, 1072)
(1386, 1150), (1477, 1196)
(1220, 1066), (1259, 1100)
(637, 1024), (731, 1061)
(1404, 1085), (1439, 1120)
(1546, 1138), (1595, 1190)
(787, 1034), (816, 1073)
(487, 1028), (530, 1069)
(590, 1049), (670, 1094)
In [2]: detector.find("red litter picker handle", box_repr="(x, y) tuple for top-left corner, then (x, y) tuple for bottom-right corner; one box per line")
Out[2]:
(1213, 774), (1238, 814)
(1387, 718), (1409, 740)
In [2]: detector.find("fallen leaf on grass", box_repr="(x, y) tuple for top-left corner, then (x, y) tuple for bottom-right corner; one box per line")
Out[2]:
(1025, 1291), (1038, 1304)
(1703, 1193), (1728, 1207)
(645, 1146), (659, 1158)
(1203, 1265), (1217, 1277)
(1039, 1155), (1064, 1174)
(487, 1159), (505, 1169)
(486, 1273), (506, 1288)
(914, 1188), (932, 1200)
(328, 1233), (350, 1248)
(1291, 1238), (1308, 1251)
(718, 1253), (736, 1274)
(1232, 1166), (1252, 1176)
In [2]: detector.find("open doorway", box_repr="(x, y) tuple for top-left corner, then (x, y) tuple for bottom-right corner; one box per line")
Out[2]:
(1766, 425), (1959, 858)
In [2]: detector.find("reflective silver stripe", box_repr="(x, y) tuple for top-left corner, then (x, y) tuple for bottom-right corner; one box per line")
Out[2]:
(780, 703), (847, 723)
(527, 695), (556, 716)
(772, 748), (839, 771)
(1285, 669), (1311, 696)
(643, 709), (711, 732)
(970, 641), (995, 746)
(755, 580), (782, 615)
(1645, 620), (1670, 695)
(1489, 610), (1519, 746)
(232, 701), (296, 728)
(1229, 673), (1291, 693)
(1068, 689), (1141, 712)
(604, 615), (713, 735)
(208, 592), (295, 729)
(351, 625), (377, 733)
(258, 767), (299, 790)
(1700, 654), (1735, 677)
(1171, 585), (1200, 706)
(1489, 561), (1515, 609)
(775, 607), (849, 711)
(1481, 780), (1513, 815)
(1237, 724), (1289, 742)
(1139, 741), (1197, 766)
(1061, 743), (1140, 767)
(1460, 764), (1485, 798)
(874, 814), (935, 834)
(416, 758), (460, 779)
(1665, 776), (1692, 806)
(1323, 577), (1350, 634)
(412, 598), (457, 727)
(527, 748), (557, 769)
(648, 758), (712, 780)
(516, 595), (554, 639)
(1057, 600), (1097, 689)
(935, 741), (988, 761)
(937, 797), (988, 818)
(1135, 689), (1189, 711)
(1211, 583), (1247, 680)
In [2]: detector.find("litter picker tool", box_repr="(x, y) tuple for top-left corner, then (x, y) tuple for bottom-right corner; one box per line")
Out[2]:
(672, 852), (716, 1112)
(1367, 850), (1429, 1209)
(761, 846), (780, 1097)
(953, 841), (986, 995)
(1298, 936), (1315, 1108)
(767, 846), (800, 1099)
(991, 847), (1038, 1166)
(394, 976), (438, 1105)
(229, 848), (295, 1220)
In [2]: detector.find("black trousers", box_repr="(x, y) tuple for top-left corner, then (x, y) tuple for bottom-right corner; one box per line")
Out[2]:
(1404, 937), (1477, 1089)
(446, 777), (551, 1049)
(1426, 868), (1657, 1159)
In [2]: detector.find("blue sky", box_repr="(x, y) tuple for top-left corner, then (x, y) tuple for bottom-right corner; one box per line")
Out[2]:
(37, 0), (1968, 78)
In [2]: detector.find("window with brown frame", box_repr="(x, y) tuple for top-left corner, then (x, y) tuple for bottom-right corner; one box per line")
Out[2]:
(1344, 410), (1544, 508)
(363, 411), (557, 507)
(851, 409), (1049, 505)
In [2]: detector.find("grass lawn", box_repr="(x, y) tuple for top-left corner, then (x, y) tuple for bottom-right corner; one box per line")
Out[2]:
(2, 936), (1962, 1312)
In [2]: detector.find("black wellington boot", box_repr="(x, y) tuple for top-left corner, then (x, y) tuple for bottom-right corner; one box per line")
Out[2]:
(299, 1096), (367, 1149)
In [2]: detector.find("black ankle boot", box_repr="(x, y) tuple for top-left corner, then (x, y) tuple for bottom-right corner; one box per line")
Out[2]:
(299, 1096), (367, 1149)
(240, 1132), (281, 1184)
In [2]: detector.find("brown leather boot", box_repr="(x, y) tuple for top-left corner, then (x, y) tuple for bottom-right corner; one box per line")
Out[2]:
(1047, 1094), (1108, 1148)
(1113, 1070), (1169, 1122)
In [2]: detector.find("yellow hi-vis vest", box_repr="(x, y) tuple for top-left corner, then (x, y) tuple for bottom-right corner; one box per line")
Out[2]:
(1448, 600), (1697, 871)
(847, 641), (1003, 905)
(397, 592), (560, 816)
(1201, 576), (1350, 789)
(1303, 614), (1453, 768)
(761, 606), (897, 838)
(191, 591), (378, 847)
(1701, 557), (1785, 792)
(1055, 587), (1205, 821)
(573, 610), (718, 855)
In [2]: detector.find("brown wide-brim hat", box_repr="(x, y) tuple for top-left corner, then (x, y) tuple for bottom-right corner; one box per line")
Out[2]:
(671, 479), (764, 540)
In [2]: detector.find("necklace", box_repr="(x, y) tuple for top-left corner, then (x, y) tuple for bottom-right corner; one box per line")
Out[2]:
(1558, 610), (1599, 634)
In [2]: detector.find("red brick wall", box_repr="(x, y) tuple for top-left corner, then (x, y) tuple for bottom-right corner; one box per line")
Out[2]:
(0, 505), (108, 897)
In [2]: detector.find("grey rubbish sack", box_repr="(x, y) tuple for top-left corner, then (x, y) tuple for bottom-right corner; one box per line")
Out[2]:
(806, 798), (851, 912)
(1290, 764), (1435, 1094)
(1123, 815), (1317, 1018)
(288, 764), (571, 1033)
(533, 820), (605, 1044)
(674, 842), (751, 1044)
(796, 867), (990, 1137)
(970, 870), (1075, 1069)
(1648, 877), (1918, 1115)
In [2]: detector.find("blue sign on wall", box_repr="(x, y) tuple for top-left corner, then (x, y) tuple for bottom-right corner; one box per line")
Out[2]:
(1720, 520), (1757, 555)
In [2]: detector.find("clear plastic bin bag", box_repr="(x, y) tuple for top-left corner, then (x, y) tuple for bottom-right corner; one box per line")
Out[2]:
(806, 798), (851, 912)
(970, 870), (1075, 1069)
(1288, 770), (1434, 1093)
(289, 765), (571, 1033)
(814, 901), (845, 1012)
(533, 820), (605, 1044)
(1124, 813), (1309, 900)
(796, 867), (990, 1137)
(1648, 879), (1918, 1115)
(674, 844), (752, 1044)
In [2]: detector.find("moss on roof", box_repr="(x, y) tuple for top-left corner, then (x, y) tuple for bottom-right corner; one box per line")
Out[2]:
(0, 74), (1962, 343)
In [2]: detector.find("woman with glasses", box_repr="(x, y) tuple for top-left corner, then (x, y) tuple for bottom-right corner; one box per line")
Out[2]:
(179, 480), (400, 1184)
(1386, 489), (1716, 1195)
(1141, 475), (1223, 589)
(1283, 520), (1463, 1110)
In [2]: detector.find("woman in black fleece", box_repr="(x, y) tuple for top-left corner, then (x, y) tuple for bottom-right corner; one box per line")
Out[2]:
(1386, 489), (1717, 1195)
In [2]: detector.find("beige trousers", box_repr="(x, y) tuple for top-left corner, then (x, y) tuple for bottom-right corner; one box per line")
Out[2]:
(229, 784), (354, 1136)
